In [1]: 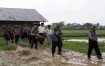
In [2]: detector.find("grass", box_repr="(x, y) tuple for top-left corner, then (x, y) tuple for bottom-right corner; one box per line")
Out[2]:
(0, 38), (16, 50)
(0, 38), (29, 50)
(62, 30), (105, 34)
(63, 41), (105, 55)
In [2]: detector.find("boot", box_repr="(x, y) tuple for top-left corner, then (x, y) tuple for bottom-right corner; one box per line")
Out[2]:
(52, 53), (54, 57)
(97, 55), (103, 59)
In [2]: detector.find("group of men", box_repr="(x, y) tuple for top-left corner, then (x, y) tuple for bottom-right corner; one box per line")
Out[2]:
(1, 23), (103, 59)
(2, 23), (63, 57)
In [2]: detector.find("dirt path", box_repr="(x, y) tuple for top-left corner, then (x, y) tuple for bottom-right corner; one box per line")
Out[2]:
(0, 46), (105, 66)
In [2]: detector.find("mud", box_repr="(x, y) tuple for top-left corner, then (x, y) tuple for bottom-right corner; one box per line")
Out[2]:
(0, 46), (105, 66)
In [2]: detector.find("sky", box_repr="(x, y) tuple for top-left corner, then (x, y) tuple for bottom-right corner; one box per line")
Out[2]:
(0, 0), (105, 25)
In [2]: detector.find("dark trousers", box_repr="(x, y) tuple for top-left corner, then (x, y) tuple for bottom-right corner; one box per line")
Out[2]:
(59, 39), (62, 47)
(39, 33), (44, 45)
(52, 40), (61, 54)
(27, 35), (32, 45)
(31, 37), (38, 49)
(9, 33), (14, 42)
(88, 39), (101, 58)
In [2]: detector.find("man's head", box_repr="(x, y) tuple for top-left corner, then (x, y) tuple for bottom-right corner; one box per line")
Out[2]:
(48, 25), (51, 29)
(55, 25), (60, 30)
(41, 23), (44, 26)
(91, 25), (96, 32)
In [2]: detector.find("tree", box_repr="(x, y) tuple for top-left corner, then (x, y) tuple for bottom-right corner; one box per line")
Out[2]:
(82, 23), (92, 29)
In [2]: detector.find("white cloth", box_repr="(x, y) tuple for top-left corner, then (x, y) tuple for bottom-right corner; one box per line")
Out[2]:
(46, 28), (52, 36)
(38, 26), (45, 33)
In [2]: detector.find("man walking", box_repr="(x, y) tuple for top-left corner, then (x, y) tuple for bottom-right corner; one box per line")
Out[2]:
(46, 25), (52, 45)
(88, 25), (103, 59)
(38, 23), (46, 46)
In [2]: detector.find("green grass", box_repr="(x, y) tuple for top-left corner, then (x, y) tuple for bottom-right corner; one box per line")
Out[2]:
(63, 41), (105, 55)
(0, 38), (16, 50)
(62, 30), (105, 34)
(0, 38), (29, 50)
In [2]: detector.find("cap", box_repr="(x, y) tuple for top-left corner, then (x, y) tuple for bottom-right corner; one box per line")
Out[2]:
(91, 25), (96, 29)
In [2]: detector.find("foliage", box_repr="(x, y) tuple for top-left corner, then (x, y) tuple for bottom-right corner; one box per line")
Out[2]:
(50, 22), (105, 30)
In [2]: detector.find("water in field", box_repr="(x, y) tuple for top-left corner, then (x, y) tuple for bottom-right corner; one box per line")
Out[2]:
(65, 38), (105, 43)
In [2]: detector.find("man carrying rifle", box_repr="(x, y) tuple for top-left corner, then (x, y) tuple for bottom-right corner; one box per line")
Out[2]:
(51, 26), (62, 57)
(31, 26), (43, 49)
(88, 25), (103, 59)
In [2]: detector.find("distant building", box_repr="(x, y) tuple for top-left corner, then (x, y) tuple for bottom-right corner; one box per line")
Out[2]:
(70, 23), (81, 27)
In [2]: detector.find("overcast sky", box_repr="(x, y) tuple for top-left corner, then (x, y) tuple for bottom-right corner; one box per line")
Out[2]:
(0, 0), (105, 25)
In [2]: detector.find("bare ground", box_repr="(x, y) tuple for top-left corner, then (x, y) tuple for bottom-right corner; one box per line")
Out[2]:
(0, 45), (105, 66)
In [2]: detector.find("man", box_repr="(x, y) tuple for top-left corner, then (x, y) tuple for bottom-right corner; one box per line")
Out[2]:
(46, 25), (52, 45)
(31, 26), (43, 49)
(38, 23), (46, 46)
(14, 25), (21, 47)
(27, 25), (32, 45)
(23, 25), (28, 43)
(51, 26), (62, 57)
(56, 25), (63, 47)
(8, 24), (14, 43)
(88, 25), (103, 59)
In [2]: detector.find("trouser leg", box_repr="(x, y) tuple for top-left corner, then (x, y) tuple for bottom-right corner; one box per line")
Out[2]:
(57, 41), (61, 54)
(10, 33), (14, 43)
(94, 41), (101, 57)
(88, 42), (94, 58)
(39, 33), (44, 45)
(31, 38), (35, 49)
(35, 40), (38, 49)
(47, 35), (51, 45)
(28, 35), (31, 45)
(52, 41), (56, 54)
(59, 40), (62, 47)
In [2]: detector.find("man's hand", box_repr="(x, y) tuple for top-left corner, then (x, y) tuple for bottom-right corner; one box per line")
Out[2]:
(93, 38), (96, 41)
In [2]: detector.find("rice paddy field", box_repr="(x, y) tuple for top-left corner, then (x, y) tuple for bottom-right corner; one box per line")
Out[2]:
(62, 30), (105, 34)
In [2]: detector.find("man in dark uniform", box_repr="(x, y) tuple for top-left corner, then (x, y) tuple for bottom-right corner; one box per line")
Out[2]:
(27, 25), (32, 45)
(51, 26), (62, 57)
(88, 25), (103, 59)
(56, 25), (63, 47)
(8, 24), (14, 43)
(31, 26), (43, 49)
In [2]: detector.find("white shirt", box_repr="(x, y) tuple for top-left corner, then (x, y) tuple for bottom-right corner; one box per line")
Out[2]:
(46, 28), (52, 36)
(38, 26), (45, 33)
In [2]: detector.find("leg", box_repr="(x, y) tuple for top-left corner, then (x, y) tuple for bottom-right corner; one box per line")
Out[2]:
(11, 34), (14, 43)
(15, 35), (19, 47)
(88, 41), (94, 59)
(52, 41), (57, 57)
(57, 41), (62, 55)
(31, 37), (35, 49)
(47, 35), (50, 45)
(94, 41), (103, 59)
(35, 40), (38, 49)
(39, 33), (44, 45)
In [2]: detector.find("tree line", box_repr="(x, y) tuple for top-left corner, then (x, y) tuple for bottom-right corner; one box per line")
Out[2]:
(47, 21), (105, 30)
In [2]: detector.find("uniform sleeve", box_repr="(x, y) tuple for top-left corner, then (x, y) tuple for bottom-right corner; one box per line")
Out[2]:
(88, 33), (93, 39)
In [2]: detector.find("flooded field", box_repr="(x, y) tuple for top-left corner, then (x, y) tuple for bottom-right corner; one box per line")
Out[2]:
(0, 46), (105, 66)
(65, 38), (105, 43)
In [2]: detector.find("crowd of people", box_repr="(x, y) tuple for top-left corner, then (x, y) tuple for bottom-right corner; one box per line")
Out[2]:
(2, 23), (63, 57)
(1, 23), (103, 59)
